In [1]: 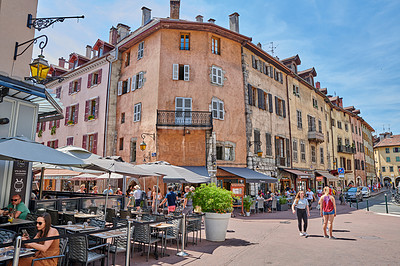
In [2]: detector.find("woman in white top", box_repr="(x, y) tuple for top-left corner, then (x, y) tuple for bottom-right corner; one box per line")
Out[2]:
(291, 190), (310, 237)
(152, 185), (163, 213)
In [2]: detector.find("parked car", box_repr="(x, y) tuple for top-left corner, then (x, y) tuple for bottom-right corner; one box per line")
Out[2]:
(344, 187), (363, 202)
(361, 187), (371, 198)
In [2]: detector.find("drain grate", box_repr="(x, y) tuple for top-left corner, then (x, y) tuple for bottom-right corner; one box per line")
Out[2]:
(344, 222), (352, 223)
(359, 235), (381, 240)
(280, 221), (291, 224)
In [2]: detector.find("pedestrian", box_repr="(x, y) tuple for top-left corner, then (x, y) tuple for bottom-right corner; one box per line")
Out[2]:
(133, 185), (142, 208)
(76, 184), (86, 193)
(306, 188), (316, 210)
(103, 185), (113, 195)
(91, 186), (98, 194)
(182, 186), (193, 215)
(160, 186), (178, 213)
(319, 186), (337, 239)
(152, 185), (163, 213)
(292, 191), (310, 237)
(127, 191), (135, 209)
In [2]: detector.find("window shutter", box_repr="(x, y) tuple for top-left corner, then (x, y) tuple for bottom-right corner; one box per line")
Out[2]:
(36, 123), (40, 133)
(65, 106), (70, 125)
(217, 68), (222, 85)
(97, 69), (102, 84)
(286, 138), (290, 167)
(48, 121), (52, 130)
(219, 101), (224, 120)
(55, 139), (59, 149)
(41, 122), (45, 132)
(77, 78), (82, 92)
(131, 75), (137, 91)
(82, 134), (87, 149)
(138, 72), (143, 88)
(259, 61), (263, 73)
(69, 82), (72, 95)
(268, 93), (273, 113)
(172, 64), (179, 80)
(279, 72), (283, 84)
(257, 88), (263, 109)
(93, 133), (98, 154)
(117, 81), (122, 95)
(84, 100), (89, 121)
(74, 103), (79, 124)
(212, 100), (217, 118)
(275, 136), (279, 160)
(274, 69), (277, 80)
(95, 97), (99, 119)
(275, 96), (278, 114)
(184, 65), (190, 81)
(269, 66), (273, 78)
(56, 120), (60, 128)
(248, 84), (253, 105)
(47, 141), (50, 147)
(87, 73), (92, 88)
(138, 103), (141, 121)
(262, 62), (266, 74)
(252, 55), (256, 68)
(282, 100), (286, 118)
(127, 77), (131, 92)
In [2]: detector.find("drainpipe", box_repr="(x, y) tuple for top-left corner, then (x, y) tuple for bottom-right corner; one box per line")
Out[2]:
(329, 107), (336, 186)
(103, 53), (114, 157)
(285, 73), (292, 169)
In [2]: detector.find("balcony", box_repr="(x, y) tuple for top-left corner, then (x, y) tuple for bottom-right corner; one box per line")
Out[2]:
(308, 130), (324, 142)
(276, 157), (287, 167)
(337, 145), (356, 154)
(157, 110), (213, 128)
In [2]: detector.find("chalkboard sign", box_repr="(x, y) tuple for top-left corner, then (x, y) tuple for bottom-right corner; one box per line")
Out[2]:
(9, 160), (29, 203)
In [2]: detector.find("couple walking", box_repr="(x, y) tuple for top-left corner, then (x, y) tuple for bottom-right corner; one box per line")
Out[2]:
(292, 187), (337, 239)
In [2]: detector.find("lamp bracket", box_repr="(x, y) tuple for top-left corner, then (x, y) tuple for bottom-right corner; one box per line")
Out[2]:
(248, 140), (262, 147)
(27, 14), (85, 31)
(24, 76), (64, 85)
(141, 133), (155, 141)
(14, 35), (48, 60)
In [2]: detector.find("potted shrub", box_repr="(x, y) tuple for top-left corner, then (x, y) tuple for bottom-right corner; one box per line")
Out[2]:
(88, 115), (95, 120)
(38, 129), (43, 137)
(192, 183), (233, 241)
(67, 120), (73, 125)
(279, 197), (289, 211)
(242, 196), (253, 217)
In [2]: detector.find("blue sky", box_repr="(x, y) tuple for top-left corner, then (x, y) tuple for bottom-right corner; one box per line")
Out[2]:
(34, 0), (400, 134)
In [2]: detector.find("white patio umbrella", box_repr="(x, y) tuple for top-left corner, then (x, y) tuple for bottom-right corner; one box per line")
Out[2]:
(70, 173), (99, 181)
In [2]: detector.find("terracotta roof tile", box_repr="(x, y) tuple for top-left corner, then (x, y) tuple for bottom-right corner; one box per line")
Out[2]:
(374, 135), (400, 148)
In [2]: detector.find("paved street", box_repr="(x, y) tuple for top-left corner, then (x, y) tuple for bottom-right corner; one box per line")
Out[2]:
(112, 202), (400, 265)
(350, 189), (400, 215)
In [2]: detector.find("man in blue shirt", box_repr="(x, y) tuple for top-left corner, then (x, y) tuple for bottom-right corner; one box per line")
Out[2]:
(160, 186), (178, 213)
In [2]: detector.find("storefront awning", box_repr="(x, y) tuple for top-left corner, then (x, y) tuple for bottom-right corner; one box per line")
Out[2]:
(282, 169), (313, 179)
(315, 170), (338, 180)
(180, 166), (210, 177)
(218, 167), (277, 183)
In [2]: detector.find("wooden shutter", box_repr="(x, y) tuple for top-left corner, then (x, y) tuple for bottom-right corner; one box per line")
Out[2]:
(36, 123), (40, 133)
(47, 141), (50, 147)
(77, 78), (82, 92)
(266, 133), (272, 156)
(131, 75), (137, 91)
(275, 136), (279, 160)
(48, 121), (51, 130)
(127, 77), (131, 92)
(97, 69), (102, 84)
(95, 97), (99, 119)
(68, 82), (72, 95)
(269, 66), (273, 78)
(56, 120), (60, 128)
(82, 134), (87, 149)
(268, 93), (273, 113)
(172, 64), (179, 80)
(74, 104), (79, 124)
(218, 101), (224, 120)
(55, 140), (59, 149)
(282, 100), (286, 118)
(248, 84), (253, 106)
(286, 138), (290, 167)
(184, 65), (190, 81)
(117, 81), (122, 95)
(279, 72), (283, 84)
(138, 103), (141, 121)
(251, 55), (256, 68)
(262, 62), (266, 74)
(138, 72), (143, 88)
(93, 133), (98, 154)
(87, 73), (92, 88)
(257, 88), (263, 109)
(65, 106), (70, 125)
(84, 100), (90, 121)
(217, 68), (222, 85)
(275, 96), (279, 114)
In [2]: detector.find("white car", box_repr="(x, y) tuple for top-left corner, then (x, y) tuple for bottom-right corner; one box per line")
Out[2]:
(361, 187), (371, 198)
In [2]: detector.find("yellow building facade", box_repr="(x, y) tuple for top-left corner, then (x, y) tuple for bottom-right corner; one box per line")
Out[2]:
(374, 134), (400, 187)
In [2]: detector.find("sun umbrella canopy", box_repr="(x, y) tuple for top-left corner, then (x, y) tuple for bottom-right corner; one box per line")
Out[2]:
(0, 136), (86, 165)
(70, 173), (99, 180)
(85, 157), (158, 177)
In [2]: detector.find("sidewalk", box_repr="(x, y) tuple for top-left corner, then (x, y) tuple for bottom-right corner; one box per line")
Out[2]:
(113, 202), (400, 265)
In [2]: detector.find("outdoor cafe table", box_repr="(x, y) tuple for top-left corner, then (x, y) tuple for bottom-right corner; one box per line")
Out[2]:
(0, 218), (35, 231)
(55, 224), (97, 232)
(0, 247), (35, 262)
(90, 229), (126, 239)
(58, 211), (101, 219)
(150, 223), (174, 257)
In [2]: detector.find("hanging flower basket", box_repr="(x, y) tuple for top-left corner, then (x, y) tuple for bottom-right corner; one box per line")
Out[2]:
(67, 120), (74, 125)
(88, 115), (95, 120)
(38, 129), (43, 138)
(50, 125), (56, 135)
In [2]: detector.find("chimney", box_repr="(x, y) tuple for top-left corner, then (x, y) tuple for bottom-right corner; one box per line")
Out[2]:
(58, 57), (65, 68)
(196, 15), (203, 22)
(229, 12), (239, 33)
(170, 0), (180, 19)
(141, 6), (152, 26)
(257, 42), (262, 49)
(208, 18), (215, 23)
(85, 45), (92, 58)
(316, 81), (320, 89)
(117, 23), (131, 42)
(109, 26), (118, 45)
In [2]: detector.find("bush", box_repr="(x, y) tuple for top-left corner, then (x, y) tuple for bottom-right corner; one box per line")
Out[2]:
(279, 197), (287, 205)
(192, 184), (233, 214)
(242, 196), (253, 212)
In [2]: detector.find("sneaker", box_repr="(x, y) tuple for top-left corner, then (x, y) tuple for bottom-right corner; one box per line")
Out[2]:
(329, 236), (337, 239)
(300, 232), (304, 236)
(324, 235), (329, 238)
(303, 232), (309, 237)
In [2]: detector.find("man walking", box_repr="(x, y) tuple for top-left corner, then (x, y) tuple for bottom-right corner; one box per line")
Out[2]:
(160, 186), (178, 213)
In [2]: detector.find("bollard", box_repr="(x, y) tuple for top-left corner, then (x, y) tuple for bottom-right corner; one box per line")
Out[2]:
(349, 200), (352, 208)
(12, 236), (22, 266)
(356, 198), (359, 210)
(367, 199), (369, 211)
(385, 193), (389, 214)
(177, 214), (189, 257)
(126, 220), (132, 266)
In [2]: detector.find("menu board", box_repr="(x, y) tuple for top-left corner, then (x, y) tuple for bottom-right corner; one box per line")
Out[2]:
(9, 160), (29, 203)
(231, 184), (245, 197)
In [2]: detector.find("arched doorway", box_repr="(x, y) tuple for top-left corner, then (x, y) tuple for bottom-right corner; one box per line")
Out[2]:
(395, 177), (400, 188)
(383, 177), (391, 187)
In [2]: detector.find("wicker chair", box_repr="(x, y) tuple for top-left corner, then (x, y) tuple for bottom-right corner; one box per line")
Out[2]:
(133, 223), (160, 262)
(257, 198), (265, 213)
(68, 235), (109, 266)
(163, 218), (181, 253)
(0, 229), (16, 244)
(186, 214), (202, 245)
(47, 209), (61, 225)
(271, 198), (278, 212)
(105, 208), (116, 224)
(88, 219), (106, 246)
(119, 209), (130, 219)
(109, 222), (133, 265)
(26, 213), (38, 222)
(63, 213), (76, 224)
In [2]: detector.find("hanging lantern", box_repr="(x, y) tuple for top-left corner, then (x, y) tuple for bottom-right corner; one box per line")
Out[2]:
(140, 141), (147, 151)
(257, 148), (263, 157)
(30, 54), (50, 81)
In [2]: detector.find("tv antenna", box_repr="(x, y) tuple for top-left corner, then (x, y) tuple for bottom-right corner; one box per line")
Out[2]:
(269, 42), (278, 56)
(388, 124), (390, 132)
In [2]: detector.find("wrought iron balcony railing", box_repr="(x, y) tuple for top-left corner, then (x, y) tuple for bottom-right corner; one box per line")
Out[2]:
(337, 145), (356, 154)
(157, 110), (213, 128)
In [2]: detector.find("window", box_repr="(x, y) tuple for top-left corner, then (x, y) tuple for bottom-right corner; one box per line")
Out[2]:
(119, 138), (124, 150)
(67, 137), (74, 146)
(125, 52), (130, 67)
(390, 166), (394, 172)
(332, 119), (335, 127)
(320, 147), (324, 164)
(386, 157), (390, 162)
(216, 142), (234, 161)
(69, 78), (81, 94)
(47, 140), (58, 149)
(337, 121), (342, 129)
(55, 87), (61, 98)
(211, 99), (224, 120)
(65, 104), (79, 125)
(275, 137), (285, 166)
(275, 97), (286, 117)
(180, 33), (190, 50)
(345, 123), (348, 131)
(216, 145), (223, 160)
(121, 113), (125, 124)
(312, 98), (318, 109)
(130, 140), (136, 163)
(382, 166), (386, 172)
(338, 137), (342, 146)
(265, 133), (272, 156)
(292, 85), (299, 97)
(211, 36), (220, 55)
(133, 103), (141, 122)
(393, 147), (399, 153)
(172, 64), (190, 81)
(257, 88), (267, 110)
(300, 140), (306, 162)
(355, 126), (357, 134)
(327, 131), (329, 143)
(385, 148), (390, 153)
(361, 160), (364, 170)
(83, 133), (98, 154)
(311, 145), (316, 163)
(318, 120), (322, 133)
(396, 156), (400, 162)
(297, 110), (302, 129)
(347, 159), (352, 170)
(292, 139), (298, 162)
(254, 130), (261, 155)
(98, 47), (103, 57)
(137, 41), (144, 60)
(131, 71), (145, 91)
(307, 115), (316, 132)
(224, 146), (234, 161)
(117, 79), (131, 96)
(85, 97), (99, 121)
(211, 66), (223, 85)
(351, 124), (354, 133)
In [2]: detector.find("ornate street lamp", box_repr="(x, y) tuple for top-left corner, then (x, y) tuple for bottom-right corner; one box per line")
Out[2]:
(249, 140), (263, 157)
(140, 140), (147, 151)
(29, 54), (50, 81)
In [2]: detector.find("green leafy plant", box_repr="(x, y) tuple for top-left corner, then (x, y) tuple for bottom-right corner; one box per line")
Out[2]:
(242, 196), (253, 212)
(88, 115), (94, 120)
(279, 197), (287, 205)
(67, 120), (73, 125)
(38, 129), (43, 137)
(50, 125), (56, 135)
(192, 183), (233, 214)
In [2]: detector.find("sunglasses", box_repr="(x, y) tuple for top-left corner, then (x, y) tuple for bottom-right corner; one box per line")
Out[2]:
(36, 221), (43, 225)
(11, 199), (19, 202)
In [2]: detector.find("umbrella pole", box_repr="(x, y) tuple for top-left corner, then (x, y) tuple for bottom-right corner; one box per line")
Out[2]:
(39, 167), (45, 199)
(156, 176), (159, 214)
(104, 171), (111, 222)
(122, 175), (127, 208)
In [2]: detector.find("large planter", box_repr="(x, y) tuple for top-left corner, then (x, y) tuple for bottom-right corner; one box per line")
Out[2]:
(280, 203), (289, 211)
(204, 212), (231, 241)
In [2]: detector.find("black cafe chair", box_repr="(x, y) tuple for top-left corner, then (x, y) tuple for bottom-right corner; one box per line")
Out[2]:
(68, 235), (109, 266)
(0, 229), (16, 244)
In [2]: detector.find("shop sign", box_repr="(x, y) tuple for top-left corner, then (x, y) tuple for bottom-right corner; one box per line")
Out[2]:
(9, 160), (29, 203)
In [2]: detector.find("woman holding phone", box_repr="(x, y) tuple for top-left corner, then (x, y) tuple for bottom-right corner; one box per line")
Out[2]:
(17, 213), (60, 266)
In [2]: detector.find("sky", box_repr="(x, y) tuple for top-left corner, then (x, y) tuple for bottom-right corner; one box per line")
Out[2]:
(34, 0), (400, 135)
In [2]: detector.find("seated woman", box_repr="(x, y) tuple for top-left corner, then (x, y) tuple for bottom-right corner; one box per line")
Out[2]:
(17, 213), (60, 266)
